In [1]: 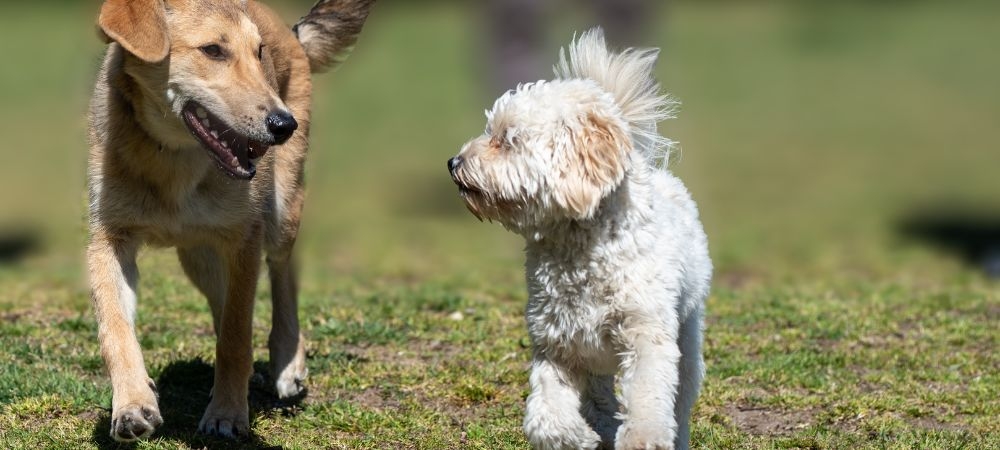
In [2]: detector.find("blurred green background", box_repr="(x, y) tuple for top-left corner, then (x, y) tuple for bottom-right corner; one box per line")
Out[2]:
(2, 0), (999, 280)
(0, 0), (998, 448)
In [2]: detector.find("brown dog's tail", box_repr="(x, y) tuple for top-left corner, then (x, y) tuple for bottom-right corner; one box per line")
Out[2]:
(293, 0), (376, 73)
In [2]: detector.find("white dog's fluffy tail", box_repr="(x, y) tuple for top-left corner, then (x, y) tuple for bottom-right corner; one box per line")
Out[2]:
(554, 28), (678, 165)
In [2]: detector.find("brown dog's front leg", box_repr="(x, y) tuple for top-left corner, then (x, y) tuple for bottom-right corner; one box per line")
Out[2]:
(267, 254), (308, 399)
(88, 231), (162, 442)
(198, 225), (262, 438)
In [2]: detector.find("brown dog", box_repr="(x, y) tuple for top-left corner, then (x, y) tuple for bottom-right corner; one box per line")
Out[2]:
(86, 0), (374, 442)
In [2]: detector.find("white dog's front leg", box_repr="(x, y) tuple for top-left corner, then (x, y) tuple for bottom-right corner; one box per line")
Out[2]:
(524, 356), (602, 450)
(616, 334), (682, 450)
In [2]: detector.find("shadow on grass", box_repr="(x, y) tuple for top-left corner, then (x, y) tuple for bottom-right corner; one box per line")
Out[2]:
(90, 358), (306, 449)
(898, 208), (1000, 277)
(0, 226), (40, 265)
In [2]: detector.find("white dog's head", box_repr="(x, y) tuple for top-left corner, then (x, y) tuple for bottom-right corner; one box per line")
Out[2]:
(449, 80), (632, 230)
(449, 28), (676, 234)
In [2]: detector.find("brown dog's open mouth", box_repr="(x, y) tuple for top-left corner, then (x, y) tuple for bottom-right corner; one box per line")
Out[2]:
(182, 102), (270, 180)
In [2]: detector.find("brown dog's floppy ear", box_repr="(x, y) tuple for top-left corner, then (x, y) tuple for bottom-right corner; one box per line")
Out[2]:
(557, 113), (631, 219)
(98, 0), (170, 63)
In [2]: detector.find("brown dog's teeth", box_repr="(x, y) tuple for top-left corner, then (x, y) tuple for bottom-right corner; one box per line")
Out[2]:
(182, 102), (260, 180)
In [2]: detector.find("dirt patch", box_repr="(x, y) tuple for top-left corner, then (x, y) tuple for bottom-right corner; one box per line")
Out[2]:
(813, 338), (839, 351)
(986, 304), (1000, 320)
(725, 405), (816, 435)
(904, 414), (965, 432)
(75, 407), (106, 423)
(830, 409), (968, 436)
(1, 311), (27, 322)
(301, 335), (526, 436)
(350, 386), (403, 412)
(338, 339), (470, 372)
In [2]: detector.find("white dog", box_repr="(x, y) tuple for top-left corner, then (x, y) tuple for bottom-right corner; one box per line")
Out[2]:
(448, 29), (712, 450)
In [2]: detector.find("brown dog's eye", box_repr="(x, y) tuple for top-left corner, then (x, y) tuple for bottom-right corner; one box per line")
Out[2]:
(257, 45), (265, 61)
(200, 44), (224, 59)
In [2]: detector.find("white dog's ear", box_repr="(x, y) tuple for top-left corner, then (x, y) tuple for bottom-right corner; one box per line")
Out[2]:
(558, 114), (630, 219)
(98, 0), (170, 63)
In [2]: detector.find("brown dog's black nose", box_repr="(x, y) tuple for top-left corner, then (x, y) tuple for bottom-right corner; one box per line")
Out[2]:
(266, 110), (298, 145)
(448, 156), (462, 175)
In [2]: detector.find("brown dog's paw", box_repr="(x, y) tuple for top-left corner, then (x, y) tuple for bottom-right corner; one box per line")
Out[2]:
(274, 369), (306, 399)
(110, 403), (163, 442)
(270, 332), (308, 399)
(198, 400), (250, 439)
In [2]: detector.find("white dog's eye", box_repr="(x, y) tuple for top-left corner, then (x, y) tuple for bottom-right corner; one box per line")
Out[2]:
(489, 134), (504, 149)
(501, 129), (519, 149)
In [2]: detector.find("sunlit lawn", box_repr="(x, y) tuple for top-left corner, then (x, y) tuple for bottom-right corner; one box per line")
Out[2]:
(0, 1), (997, 448)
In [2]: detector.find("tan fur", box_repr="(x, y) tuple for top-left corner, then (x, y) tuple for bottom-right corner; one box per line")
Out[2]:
(562, 113), (630, 218)
(87, 0), (373, 442)
(98, 0), (170, 63)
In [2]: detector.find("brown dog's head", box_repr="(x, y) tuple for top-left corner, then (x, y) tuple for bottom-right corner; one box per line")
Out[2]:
(98, 0), (296, 180)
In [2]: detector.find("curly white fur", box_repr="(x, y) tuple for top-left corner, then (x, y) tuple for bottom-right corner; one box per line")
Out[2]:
(450, 28), (711, 450)
(555, 28), (679, 167)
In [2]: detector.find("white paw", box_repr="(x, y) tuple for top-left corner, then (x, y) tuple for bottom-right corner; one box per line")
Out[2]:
(274, 367), (307, 398)
(525, 415), (601, 450)
(270, 332), (308, 398)
(615, 423), (675, 450)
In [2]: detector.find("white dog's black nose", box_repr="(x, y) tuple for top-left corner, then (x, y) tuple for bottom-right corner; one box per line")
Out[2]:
(448, 156), (462, 174)
(267, 110), (298, 145)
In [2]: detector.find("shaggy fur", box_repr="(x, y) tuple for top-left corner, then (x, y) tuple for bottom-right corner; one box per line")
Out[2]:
(87, 0), (373, 442)
(449, 29), (712, 450)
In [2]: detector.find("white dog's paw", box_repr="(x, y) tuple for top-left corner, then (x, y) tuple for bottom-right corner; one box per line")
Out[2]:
(198, 398), (250, 439)
(526, 431), (602, 450)
(524, 415), (602, 450)
(614, 423), (675, 450)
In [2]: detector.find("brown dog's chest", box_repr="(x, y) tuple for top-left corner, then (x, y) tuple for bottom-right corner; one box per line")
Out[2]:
(93, 163), (267, 248)
(139, 200), (258, 248)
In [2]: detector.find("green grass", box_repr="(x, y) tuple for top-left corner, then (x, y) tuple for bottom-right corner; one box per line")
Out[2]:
(1, 0), (999, 448)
